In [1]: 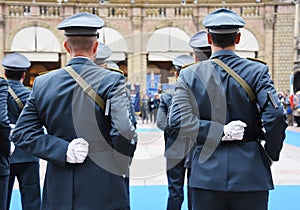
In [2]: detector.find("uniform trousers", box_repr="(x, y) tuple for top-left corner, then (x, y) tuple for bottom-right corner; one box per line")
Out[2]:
(0, 175), (9, 210)
(191, 188), (268, 210)
(166, 158), (191, 210)
(7, 162), (41, 210)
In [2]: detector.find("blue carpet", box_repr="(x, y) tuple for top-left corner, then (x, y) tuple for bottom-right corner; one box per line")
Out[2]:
(136, 127), (161, 132)
(285, 130), (300, 148)
(10, 185), (300, 210)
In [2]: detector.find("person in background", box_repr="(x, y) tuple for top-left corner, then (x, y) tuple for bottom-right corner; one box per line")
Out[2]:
(94, 42), (112, 68)
(2, 53), (41, 210)
(286, 92), (297, 126)
(0, 76), (11, 210)
(12, 12), (137, 210)
(293, 91), (300, 126)
(150, 93), (160, 124)
(157, 54), (194, 210)
(189, 30), (212, 62)
(95, 44), (137, 204)
(168, 8), (287, 210)
(184, 29), (212, 210)
(141, 94), (150, 124)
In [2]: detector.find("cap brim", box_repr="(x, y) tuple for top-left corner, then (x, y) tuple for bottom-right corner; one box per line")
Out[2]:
(208, 28), (239, 34)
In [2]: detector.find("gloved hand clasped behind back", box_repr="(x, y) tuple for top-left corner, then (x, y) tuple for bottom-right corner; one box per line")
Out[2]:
(222, 120), (247, 141)
(10, 141), (15, 156)
(66, 138), (89, 163)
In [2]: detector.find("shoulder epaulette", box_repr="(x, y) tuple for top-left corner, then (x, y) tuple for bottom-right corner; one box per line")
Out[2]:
(247, 57), (267, 65)
(182, 62), (198, 69)
(106, 67), (124, 75)
(26, 86), (32, 90)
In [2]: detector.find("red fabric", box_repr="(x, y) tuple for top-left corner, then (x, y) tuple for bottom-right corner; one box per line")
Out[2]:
(290, 95), (294, 109)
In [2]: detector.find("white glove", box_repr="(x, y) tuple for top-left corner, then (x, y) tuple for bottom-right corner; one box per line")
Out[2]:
(9, 124), (15, 136)
(222, 120), (247, 141)
(66, 138), (89, 163)
(10, 142), (15, 156)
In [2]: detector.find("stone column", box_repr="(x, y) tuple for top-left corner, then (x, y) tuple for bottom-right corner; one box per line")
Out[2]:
(264, 14), (275, 78)
(127, 8), (147, 95)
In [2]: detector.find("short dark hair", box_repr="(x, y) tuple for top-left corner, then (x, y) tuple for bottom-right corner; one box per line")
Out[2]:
(5, 70), (23, 80)
(209, 32), (238, 49)
(66, 36), (96, 52)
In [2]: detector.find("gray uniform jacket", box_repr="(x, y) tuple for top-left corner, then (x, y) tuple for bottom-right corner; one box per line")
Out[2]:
(156, 91), (173, 131)
(7, 80), (39, 164)
(12, 57), (137, 210)
(168, 50), (287, 192)
(158, 90), (195, 161)
(0, 78), (10, 176)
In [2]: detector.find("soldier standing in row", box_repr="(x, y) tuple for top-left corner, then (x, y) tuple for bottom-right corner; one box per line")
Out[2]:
(168, 8), (287, 210)
(0, 76), (11, 210)
(2, 53), (41, 210)
(12, 12), (137, 210)
(157, 54), (194, 210)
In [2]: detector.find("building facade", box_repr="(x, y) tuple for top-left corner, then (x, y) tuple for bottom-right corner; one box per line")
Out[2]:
(0, 0), (296, 95)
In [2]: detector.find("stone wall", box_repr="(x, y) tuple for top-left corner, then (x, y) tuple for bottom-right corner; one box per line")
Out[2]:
(0, 1), (297, 92)
(273, 6), (295, 92)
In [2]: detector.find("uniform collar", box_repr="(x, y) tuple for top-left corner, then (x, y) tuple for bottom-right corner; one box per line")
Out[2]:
(66, 57), (96, 67)
(210, 50), (238, 59)
(7, 79), (22, 86)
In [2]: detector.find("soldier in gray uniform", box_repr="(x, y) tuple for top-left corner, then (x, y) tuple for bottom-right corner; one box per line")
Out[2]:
(95, 45), (137, 204)
(95, 42), (113, 68)
(12, 12), (137, 210)
(189, 30), (212, 61)
(2, 53), (41, 210)
(0, 77), (11, 210)
(168, 8), (287, 210)
(157, 54), (194, 210)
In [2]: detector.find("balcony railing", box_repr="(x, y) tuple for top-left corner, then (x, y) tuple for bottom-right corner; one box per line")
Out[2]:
(3, 2), (275, 19)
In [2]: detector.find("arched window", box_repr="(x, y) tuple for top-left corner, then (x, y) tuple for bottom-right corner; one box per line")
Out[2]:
(147, 27), (192, 61)
(11, 26), (60, 61)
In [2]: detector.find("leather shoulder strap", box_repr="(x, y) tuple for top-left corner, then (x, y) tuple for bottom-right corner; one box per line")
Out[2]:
(211, 58), (256, 102)
(64, 66), (105, 110)
(8, 86), (24, 109)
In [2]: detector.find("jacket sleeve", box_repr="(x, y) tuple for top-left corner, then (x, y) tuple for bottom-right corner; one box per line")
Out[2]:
(109, 74), (137, 157)
(156, 93), (169, 131)
(168, 69), (224, 144)
(11, 79), (69, 167)
(0, 79), (11, 156)
(256, 65), (287, 161)
(167, 65), (225, 162)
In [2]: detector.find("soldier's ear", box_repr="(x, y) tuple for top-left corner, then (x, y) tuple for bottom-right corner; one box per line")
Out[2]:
(207, 33), (212, 44)
(64, 41), (71, 54)
(92, 41), (98, 55)
(235, 32), (241, 44)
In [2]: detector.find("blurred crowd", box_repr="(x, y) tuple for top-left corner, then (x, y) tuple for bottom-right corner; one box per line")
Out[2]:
(278, 90), (300, 127)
